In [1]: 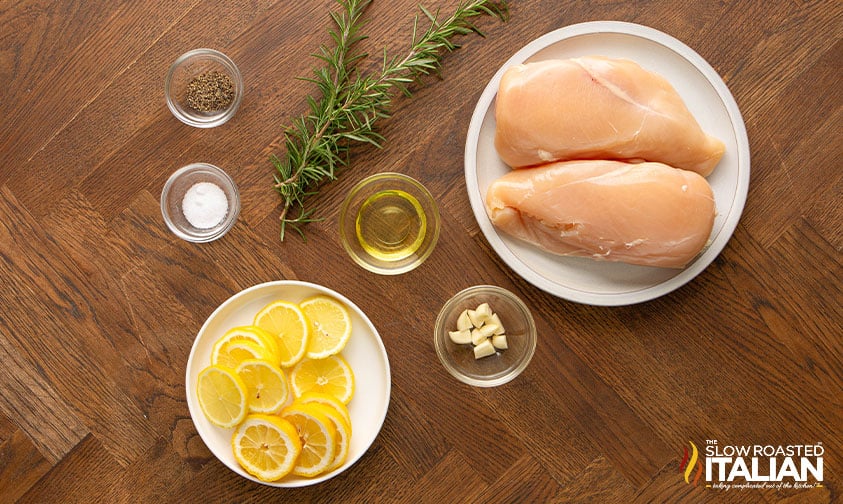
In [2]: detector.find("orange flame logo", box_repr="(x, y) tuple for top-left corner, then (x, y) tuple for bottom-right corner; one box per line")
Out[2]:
(679, 441), (703, 486)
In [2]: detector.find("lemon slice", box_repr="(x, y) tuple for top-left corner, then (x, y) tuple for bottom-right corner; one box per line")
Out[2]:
(290, 355), (355, 405)
(282, 403), (337, 477)
(211, 326), (281, 366)
(211, 340), (273, 370)
(293, 401), (351, 472)
(254, 301), (309, 367)
(297, 391), (351, 432)
(232, 414), (302, 482)
(300, 296), (353, 359)
(196, 365), (249, 428)
(236, 359), (290, 414)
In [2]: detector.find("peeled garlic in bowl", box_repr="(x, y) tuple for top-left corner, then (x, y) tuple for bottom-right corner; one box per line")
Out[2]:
(449, 302), (507, 359)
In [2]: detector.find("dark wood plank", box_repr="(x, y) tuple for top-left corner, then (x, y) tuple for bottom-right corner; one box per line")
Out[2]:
(16, 434), (119, 504)
(0, 186), (158, 466)
(0, 416), (53, 503)
(0, 299), (89, 465)
(554, 456), (636, 504)
(476, 454), (567, 503)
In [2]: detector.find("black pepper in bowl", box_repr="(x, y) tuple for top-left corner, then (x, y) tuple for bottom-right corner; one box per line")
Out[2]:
(186, 71), (235, 112)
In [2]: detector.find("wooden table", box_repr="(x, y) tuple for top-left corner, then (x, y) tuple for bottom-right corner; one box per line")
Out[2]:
(1, 1), (840, 502)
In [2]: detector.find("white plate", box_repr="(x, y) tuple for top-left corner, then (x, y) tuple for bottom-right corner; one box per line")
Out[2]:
(185, 281), (391, 487)
(465, 21), (750, 306)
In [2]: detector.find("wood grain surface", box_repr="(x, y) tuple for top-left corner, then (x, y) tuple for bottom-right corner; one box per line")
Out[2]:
(1, 0), (841, 502)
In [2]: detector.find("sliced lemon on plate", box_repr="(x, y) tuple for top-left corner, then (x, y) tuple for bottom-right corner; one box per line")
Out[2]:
(290, 355), (355, 405)
(236, 359), (290, 414)
(196, 365), (249, 428)
(296, 391), (352, 431)
(211, 340), (274, 370)
(254, 300), (310, 367)
(300, 295), (353, 359)
(294, 400), (352, 472)
(232, 414), (302, 482)
(211, 325), (280, 366)
(282, 403), (337, 477)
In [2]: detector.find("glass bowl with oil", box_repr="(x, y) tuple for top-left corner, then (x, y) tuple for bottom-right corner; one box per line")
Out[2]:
(339, 172), (440, 275)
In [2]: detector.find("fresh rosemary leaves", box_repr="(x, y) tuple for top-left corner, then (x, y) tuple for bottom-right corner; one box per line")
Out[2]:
(272, 0), (508, 240)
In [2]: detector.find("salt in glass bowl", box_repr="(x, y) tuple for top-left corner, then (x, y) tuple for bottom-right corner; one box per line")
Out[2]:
(434, 285), (537, 387)
(165, 48), (243, 128)
(161, 163), (240, 243)
(339, 172), (440, 275)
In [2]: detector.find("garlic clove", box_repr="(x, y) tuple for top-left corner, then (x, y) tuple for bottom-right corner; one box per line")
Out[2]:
(477, 323), (497, 338)
(449, 329), (472, 345)
(492, 334), (508, 350)
(456, 310), (473, 331)
(489, 313), (505, 335)
(467, 309), (483, 328)
(473, 339), (496, 359)
(471, 328), (488, 346)
(473, 303), (493, 325)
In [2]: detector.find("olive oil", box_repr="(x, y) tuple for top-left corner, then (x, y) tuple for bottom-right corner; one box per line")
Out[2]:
(355, 189), (427, 262)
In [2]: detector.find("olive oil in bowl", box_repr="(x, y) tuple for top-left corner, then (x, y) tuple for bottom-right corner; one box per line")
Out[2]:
(340, 173), (440, 275)
(355, 189), (427, 262)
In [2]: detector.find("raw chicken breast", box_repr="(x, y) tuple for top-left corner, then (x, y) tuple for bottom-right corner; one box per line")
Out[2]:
(485, 160), (716, 268)
(494, 57), (725, 176)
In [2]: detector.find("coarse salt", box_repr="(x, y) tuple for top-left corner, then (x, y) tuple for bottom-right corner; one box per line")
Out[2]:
(182, 182), (228, 229)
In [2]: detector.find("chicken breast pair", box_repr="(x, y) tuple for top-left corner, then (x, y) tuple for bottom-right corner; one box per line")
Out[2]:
(486, 56), (724, 269)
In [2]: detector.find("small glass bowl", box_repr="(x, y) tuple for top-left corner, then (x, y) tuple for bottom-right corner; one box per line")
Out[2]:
(160, 163), (240, 242)
(165, 49), (243, 128)
(434, 285), (537, 387)
(339, 172), (440, 275)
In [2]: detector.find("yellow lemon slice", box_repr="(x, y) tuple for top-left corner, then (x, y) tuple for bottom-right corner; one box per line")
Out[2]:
(211, 326), (281, 366)
(211, 340), (273, 370)
(281, 403), (337, 477)
(290, 355), (355, 405)
(254, 300), (309, 367)
(300, 295), (353, 359)
(236, 359), (290, 414)
(196, 365), (249, 428)
(296, 391), (352, 432)
(232, 414), (302, 482)
(293, 401), (351, 472)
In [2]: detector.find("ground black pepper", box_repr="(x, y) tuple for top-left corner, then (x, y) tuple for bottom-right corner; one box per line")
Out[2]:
(186, 71), (235, 112)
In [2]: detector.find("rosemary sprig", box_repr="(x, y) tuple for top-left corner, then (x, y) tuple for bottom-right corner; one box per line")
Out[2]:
(272, 0), (508, 240)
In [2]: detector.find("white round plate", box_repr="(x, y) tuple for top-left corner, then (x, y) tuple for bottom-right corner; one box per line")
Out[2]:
(465, 21), (750, 306)
(185, 281), (391, 487)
